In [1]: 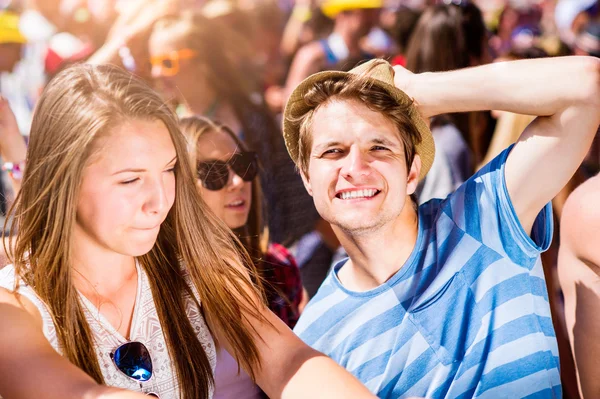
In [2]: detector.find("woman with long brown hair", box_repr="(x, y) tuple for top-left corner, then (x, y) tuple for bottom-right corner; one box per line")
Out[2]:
(0, 64), (375, 399)
(179, 116), (305, 399)
(404, 3), (474, 203)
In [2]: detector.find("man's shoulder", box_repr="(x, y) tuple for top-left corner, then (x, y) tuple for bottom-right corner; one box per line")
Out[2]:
(563, 174), (600, 223)
(561, 174), (600, 251)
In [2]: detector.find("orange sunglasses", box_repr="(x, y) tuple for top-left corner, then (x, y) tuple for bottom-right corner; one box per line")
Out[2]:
(150, 48), (197, 77)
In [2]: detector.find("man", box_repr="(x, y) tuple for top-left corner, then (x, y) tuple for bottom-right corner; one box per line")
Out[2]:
(283, 56), (600, 397)
(283, 0), (381, 98)
(557, 172), (600, 398)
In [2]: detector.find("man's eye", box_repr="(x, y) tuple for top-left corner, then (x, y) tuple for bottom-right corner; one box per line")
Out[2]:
(372, 146), (389, 151)
(120, 178), (139, 185)
(323, 148), (342, 155)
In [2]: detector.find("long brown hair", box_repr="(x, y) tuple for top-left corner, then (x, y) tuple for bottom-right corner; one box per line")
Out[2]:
(4, 64), (268, 398)
(178, 116), (267, 264)
(405, 4), (471, 157)
(151, 11), (280, 156)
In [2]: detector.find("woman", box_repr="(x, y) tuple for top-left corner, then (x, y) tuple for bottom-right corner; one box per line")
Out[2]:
(179, 116), (306, 327)
(180, 116), (306, 398)
(0, 64), (375, 399)
(404, 3), (474, 203)
(148, 11), (318, 247)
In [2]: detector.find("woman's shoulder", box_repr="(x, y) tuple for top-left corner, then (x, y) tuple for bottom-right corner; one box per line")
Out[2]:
(0, 264), (18, 290)
(0, 266), (45, 327)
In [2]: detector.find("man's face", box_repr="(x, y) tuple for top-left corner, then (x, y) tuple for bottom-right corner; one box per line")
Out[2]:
(0, 43), (23, 72)
(301, 99), (420, 236)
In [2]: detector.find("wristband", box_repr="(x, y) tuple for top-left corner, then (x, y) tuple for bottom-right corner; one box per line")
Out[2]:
(2, 160), (25, 180)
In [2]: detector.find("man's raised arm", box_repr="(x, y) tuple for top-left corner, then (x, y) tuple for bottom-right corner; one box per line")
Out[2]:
(395, 56), (600, 233)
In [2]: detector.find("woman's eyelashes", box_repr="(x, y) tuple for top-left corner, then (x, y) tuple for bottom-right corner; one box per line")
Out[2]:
(119, 166), (175, 185)
(120, 177), (140, 185)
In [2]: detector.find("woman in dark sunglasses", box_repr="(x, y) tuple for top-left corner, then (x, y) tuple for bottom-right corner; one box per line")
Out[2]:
(180, 116), (308, 399)
(0, 65), (375, 399)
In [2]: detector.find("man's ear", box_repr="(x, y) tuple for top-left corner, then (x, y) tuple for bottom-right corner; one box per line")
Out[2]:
(406, 154), (422, 196)
(299, 168), (313, 197)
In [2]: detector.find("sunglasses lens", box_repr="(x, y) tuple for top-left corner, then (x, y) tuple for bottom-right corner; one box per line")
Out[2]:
(230, 152), (258, 182)
(198, 161), (229, 191)
(112, 342), (153, 382)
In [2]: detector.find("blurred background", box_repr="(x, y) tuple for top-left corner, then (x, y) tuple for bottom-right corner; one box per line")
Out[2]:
(1, 1), (599, 397)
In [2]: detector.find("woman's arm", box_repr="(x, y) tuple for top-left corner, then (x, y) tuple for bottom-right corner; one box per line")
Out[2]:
(0, 289), (147, 399)
(211, 300), (376, 399)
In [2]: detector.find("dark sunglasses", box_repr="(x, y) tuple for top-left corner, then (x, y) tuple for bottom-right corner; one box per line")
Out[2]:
(110, 341), (160, 397)
(197, 151), (259, 191)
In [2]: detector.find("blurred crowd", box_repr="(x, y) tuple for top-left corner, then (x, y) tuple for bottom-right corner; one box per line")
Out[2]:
(1, 0), (599, 397)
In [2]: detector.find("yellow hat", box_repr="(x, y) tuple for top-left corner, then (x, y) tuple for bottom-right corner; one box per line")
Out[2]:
(282, 59), (435, 181)
(320, 0), (383, 18)
(0, 11), (26, 44)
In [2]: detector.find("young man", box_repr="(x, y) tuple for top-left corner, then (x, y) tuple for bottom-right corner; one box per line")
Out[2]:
(283, 56), (600, 398)
(557, 172), (600, 398)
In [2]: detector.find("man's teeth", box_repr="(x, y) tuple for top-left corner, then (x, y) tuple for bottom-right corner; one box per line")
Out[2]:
(339, 189), (378, 200)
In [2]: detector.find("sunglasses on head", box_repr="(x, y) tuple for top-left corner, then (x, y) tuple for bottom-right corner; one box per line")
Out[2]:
(150, 48), (197, 77)
(197, 151), (259, 191)
(110, 341), (160, 398)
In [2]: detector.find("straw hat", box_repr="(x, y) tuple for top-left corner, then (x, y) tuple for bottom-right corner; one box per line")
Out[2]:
(0, 11), (26, 44)
(320, 0), (383, 19)
(282, 59), (435, 180)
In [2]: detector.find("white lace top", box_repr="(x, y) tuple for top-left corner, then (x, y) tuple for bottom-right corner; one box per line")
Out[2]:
(0, 263), (216, 398)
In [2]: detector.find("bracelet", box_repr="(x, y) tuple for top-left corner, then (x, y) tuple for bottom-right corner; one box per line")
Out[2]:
(2, 160), (25, 180)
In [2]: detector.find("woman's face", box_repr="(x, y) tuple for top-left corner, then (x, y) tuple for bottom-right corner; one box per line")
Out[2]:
(148, 30), (212, 105)
(74, 119), (177, 257)
(195, 129), (252, 229)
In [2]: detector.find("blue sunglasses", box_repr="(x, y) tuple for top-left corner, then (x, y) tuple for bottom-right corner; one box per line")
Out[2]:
(110, 341), (160, 397)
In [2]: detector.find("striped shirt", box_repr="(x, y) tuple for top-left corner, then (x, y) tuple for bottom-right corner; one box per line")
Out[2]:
(293, 146), (560, 398)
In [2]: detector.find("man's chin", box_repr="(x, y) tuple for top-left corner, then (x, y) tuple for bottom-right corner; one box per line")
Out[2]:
(331, 218), (384, 236)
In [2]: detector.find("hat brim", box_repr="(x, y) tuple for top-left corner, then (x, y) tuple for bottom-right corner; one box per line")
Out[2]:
(321, 1), (382, 19)
(283, 69), (435, 181)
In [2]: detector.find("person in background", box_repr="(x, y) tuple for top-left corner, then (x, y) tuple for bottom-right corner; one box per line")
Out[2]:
(148, 11), (317, 248)
(574, 21), (600, 57)
(387, 6), (421, 67)
(404, 3), (472, 203)
(282, 0), (381, 100)
(0, 10), (28, 231)
(180, 116), (307, 399)
(0, 9), (25, 74)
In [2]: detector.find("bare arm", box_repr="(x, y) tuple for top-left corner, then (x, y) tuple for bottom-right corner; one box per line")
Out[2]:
(0, 289), (147, 399)
(396, 56), (600, 233)
(557, 174), (600, 398)
(283, 42), (326, 101)
(0, 97), (27, 195)
(208, 289), (375, 398)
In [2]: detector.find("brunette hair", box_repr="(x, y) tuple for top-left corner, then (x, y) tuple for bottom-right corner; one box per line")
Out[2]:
(292, 60), (422, 179)
(5, 64), (268, 399)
